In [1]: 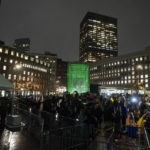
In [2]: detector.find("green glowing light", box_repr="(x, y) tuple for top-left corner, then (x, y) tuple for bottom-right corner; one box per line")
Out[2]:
(67, 63), (90, 94)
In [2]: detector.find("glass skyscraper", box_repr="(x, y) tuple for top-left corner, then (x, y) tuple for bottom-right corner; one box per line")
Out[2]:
(80, 12), (118, 63)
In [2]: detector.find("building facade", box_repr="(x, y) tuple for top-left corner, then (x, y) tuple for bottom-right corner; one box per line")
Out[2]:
(90, 49), (150, 93)
(56, 59), (68, 94)
(80, 12), (118, 63)
(0, 42), (57, 96)
(13, 38), (30, 52)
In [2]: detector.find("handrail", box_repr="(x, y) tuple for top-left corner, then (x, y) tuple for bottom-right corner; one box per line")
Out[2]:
(144, 127), (150, 148)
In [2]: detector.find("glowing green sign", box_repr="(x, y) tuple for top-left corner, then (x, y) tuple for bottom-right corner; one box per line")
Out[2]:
(67, 63), (90, 94)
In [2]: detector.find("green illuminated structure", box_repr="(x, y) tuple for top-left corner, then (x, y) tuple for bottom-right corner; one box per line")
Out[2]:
(67, 63), (90, 94)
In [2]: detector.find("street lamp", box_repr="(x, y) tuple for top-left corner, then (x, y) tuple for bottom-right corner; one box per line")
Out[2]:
(5, 64), (22, 131)
(14, 64), (22, 70)
(136, 64), (143, 94)
(13, 64), (22, 97)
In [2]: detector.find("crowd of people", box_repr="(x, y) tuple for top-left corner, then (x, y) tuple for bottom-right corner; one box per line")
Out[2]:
(0, 92), (150, 139)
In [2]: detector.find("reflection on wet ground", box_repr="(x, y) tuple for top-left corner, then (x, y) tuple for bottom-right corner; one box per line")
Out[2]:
(0, 129), (40, 150)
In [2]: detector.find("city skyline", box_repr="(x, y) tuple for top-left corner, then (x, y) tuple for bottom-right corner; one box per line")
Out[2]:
(0, 0), (150, 61)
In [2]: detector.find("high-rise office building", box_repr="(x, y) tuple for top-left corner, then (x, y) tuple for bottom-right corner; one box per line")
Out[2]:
(14, 38), (30, 52)
(80, 12), (118, 63)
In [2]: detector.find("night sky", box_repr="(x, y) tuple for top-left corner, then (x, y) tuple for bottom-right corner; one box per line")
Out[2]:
(0, 0), (150, 61)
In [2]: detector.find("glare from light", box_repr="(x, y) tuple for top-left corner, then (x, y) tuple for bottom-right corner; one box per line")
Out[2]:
(55, 113), (59, 120)
(76, 118), (79, 122)
(14, 64), (22, 70)
(131, 97), (137, 103)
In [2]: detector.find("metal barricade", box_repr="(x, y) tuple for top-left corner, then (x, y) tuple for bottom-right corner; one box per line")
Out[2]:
(41, 124), (91, 150)
(13, 100), (30, 111)
(111, 126), (150, 150)
(12, 106), (44, 140)
(40, 111), (77, 131)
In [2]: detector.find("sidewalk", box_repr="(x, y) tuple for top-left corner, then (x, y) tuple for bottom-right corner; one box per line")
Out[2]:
(0, 129), (40, 150)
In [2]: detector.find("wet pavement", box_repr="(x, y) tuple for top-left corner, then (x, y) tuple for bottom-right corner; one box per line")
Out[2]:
(0, 128), (40, 150)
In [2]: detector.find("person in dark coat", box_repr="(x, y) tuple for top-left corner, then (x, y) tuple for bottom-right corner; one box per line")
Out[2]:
(113, 100), (122, 139)
(0, 98), (9, 129)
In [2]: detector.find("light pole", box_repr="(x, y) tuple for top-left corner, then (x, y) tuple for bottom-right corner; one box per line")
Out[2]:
(136, 64), (143, 94)
(13, 64), (22, 97)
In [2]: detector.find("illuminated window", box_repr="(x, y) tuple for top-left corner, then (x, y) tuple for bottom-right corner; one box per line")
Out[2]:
(0, 48), (2, 53)
(10, 59), (13, 63)
(136, 58), (138, 61)
(145, 65), (148, 69)
(3, 65), (7, 70)
(16, 52), (19, 57)
(19, 75), (21, 80)
(14, 75), (16, 80)
(146, 84), (149, 88)
(11, 51), (14, 56)
(15, 60), (18, 64)
(145, 79), (148, 83)
(145, 74), (148, 78)
(24, 56), (28, 60)
(21, 54), (24, 58)
(8, 74), (11, 80)
(30, 57), (34, 61)
(4, 58), (7, 62)
(140, 57), (143, 61)
(141, 75), (143, 78)
(36, 59), (39, 63)
(23, 77), (26, 81)
(5, 49), (9, 54)
(23, 71), (26, 74)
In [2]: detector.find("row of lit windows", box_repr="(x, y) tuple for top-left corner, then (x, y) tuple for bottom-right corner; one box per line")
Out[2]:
(91, 73), (149, 79)
(91, 59), (150, 73)
(90, 77), (149, 87)
(1, 60), (47, 73)
(2, 72), (51, 82)
(101, 57), (149, 68)
(0, 47), (56, 67)
(87, 19), (117, 29)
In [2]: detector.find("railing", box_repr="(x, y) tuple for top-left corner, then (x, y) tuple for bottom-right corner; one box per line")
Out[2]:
(12, 105), (44, 140)
(40, 124), (91, 150)
(40, 111), (78, 131)
(10, 100), (150, 150)
(144, 127), (150, 149)
(13, 100), (30, 111)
